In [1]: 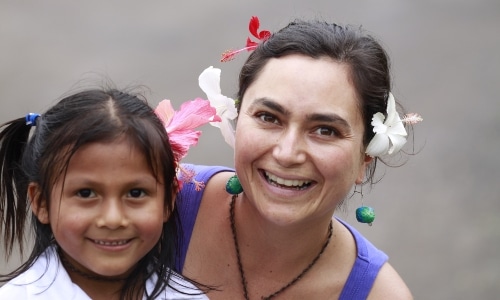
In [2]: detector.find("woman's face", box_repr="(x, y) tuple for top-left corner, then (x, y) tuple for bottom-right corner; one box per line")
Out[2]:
(31, 138), (168, 278)
(235, 54), (371, 225)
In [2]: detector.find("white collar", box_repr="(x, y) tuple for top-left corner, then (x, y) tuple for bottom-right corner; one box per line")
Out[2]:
(6, 246), (207, 299)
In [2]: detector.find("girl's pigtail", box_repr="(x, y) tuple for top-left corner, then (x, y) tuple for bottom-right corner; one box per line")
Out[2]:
(0, 116), (35, 258)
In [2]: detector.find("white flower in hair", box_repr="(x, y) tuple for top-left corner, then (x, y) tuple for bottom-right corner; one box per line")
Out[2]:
(198, 66), (238, 148)
(366, 93), (416, 157)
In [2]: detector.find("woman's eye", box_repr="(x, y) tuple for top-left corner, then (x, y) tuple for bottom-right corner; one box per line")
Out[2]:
(315, 127), (338, 137)
(258, 112), (279, 124)
(77, 189), (95, 198)
(128, 189), (146, 198)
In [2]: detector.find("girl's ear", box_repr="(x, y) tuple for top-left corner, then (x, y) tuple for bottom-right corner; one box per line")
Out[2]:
(163, 178), (180, 222)
(28, 183), (49, 224)
(164, 189), (177, 222)
(355, 154), (373, 184)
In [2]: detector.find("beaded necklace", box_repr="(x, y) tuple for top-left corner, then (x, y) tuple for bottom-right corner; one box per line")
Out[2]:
(229, 195), (333, 299)
(58, 247), (126, 282)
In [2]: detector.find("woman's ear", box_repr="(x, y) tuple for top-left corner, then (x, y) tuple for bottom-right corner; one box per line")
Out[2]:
(28, 183), (49, 224)
(355, 154), (373, 184)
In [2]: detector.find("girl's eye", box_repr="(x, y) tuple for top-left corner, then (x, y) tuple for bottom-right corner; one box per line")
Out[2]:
(77, 189), (96, 198)
(128, 189), (146, 198)
(257, 112), (279, 124)
(314, 127), (339, 137)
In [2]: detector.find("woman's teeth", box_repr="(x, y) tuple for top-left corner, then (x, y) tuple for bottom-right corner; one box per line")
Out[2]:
(265, 172), (311, 189)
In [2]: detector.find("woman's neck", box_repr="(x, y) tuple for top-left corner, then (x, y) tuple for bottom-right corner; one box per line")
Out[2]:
(233, 194), (335, 270)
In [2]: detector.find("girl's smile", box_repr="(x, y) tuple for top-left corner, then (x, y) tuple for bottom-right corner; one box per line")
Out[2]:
(36, 137), (168, 278)
(90, 238), (134, 252)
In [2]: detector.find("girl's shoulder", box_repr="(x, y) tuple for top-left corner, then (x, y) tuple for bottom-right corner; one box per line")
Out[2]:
(0, 246), (90, 299)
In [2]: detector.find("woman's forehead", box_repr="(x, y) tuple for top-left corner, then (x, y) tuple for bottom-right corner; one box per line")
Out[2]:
(243, 55), (362, 121)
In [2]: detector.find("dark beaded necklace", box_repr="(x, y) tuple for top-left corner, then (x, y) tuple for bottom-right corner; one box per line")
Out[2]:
(58, 247), (126, 282)
(229, 195), (333, 300)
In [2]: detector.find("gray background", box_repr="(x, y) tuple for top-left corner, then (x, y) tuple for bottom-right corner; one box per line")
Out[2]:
(1, 1), (499, 299)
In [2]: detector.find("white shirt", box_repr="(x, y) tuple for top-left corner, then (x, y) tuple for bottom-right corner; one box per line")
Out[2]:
(0, 246), (208, 299)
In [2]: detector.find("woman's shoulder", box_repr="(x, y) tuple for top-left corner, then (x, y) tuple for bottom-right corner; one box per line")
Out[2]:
(178, 164), (235, 199)
(368, 263), (413, 299)
(336, 218), (388, 263)
(335, 218), (412, 299)
(180, 164), (234, 180)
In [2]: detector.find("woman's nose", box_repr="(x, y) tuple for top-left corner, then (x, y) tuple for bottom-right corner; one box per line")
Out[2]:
(272, 129), (307, 167)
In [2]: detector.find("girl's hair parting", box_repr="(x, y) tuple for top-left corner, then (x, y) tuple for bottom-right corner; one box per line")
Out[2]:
(0, 88), (183, 299)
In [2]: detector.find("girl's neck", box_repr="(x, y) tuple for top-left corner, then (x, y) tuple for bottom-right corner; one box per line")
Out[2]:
(57, 248), (142, 300)
(59, 252), (127, 282)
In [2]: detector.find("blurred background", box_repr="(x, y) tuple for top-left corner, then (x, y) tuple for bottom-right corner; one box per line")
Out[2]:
(1, 1), (499, 299)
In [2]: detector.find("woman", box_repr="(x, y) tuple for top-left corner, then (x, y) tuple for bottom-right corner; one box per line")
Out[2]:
(177, 19), (415, 299)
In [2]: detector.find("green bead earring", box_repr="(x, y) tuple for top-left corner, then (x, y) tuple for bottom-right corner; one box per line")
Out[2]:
(356, 206), (375, 226)
(226, 175), (243, 195)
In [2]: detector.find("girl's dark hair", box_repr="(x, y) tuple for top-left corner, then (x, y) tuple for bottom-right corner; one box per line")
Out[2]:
(237, 20), (403, 184)
(0, 88), (190, 299)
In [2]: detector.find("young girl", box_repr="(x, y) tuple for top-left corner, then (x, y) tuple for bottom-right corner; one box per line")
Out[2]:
(0, 88), (212, 299)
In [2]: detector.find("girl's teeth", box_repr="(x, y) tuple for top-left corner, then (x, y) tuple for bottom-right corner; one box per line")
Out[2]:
(94, 240), (128, 246)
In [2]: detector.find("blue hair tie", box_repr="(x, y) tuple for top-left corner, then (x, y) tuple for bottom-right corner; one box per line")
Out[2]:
(25, 113), (40, 126)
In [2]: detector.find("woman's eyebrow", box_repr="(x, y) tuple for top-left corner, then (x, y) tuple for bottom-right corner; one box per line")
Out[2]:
(248, 98), (352, 131)
(248, 97), (289, 115)
(307, 113), (351, 130)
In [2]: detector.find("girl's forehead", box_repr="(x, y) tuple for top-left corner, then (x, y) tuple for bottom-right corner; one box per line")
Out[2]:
(51, 137), (153, 176)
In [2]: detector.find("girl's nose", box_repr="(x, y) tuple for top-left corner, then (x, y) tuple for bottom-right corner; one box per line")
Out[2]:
(96, 199), (128, 229)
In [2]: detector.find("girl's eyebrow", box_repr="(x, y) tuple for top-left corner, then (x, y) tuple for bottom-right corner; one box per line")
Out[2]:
(64, 174), (157, 186)
(248, 97), (352, 132)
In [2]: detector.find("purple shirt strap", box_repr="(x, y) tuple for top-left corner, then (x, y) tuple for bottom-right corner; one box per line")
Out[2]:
(337, 218), (388, 299)
(175, 164), (233, 272)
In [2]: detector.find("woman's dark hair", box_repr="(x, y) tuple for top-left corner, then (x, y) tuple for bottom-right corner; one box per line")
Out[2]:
(0, 88), (187, 299)
(237, 20), (403, 184)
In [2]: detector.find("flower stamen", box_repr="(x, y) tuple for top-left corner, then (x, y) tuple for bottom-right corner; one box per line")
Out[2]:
(402, 113), (423, 125)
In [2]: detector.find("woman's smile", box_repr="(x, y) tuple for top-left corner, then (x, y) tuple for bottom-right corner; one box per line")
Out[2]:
(235, 55), (368, 224)
(262, 170), (313, 190)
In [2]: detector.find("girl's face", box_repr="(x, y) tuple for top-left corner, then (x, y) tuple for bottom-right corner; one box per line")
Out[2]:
(235, 55), (371, 225)
(32, 138), (168, 278)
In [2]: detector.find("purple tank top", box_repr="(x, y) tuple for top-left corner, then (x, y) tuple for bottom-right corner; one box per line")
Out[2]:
(175, 164), (388, 299)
